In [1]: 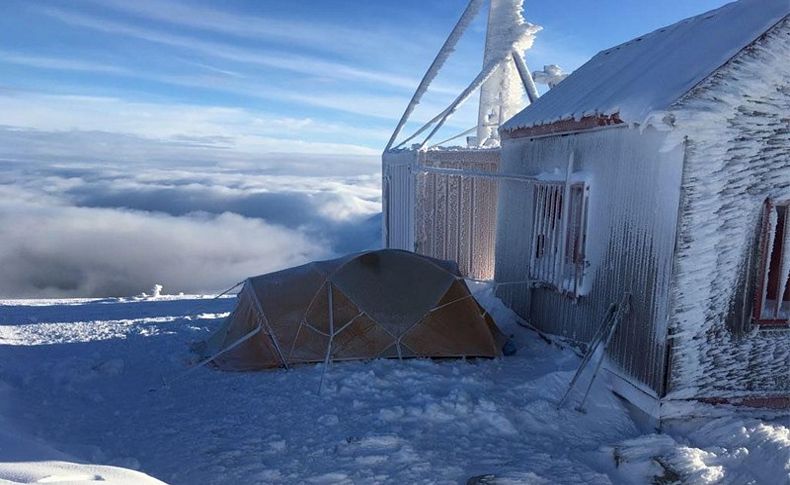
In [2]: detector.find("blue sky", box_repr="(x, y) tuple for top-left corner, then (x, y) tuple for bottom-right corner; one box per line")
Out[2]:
(0, 0), (731, 158)
(0, 0), (739, 297)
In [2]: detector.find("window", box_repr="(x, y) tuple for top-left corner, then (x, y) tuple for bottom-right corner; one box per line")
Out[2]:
(755, 200), (790, 325)
(529, 182), (588, 296)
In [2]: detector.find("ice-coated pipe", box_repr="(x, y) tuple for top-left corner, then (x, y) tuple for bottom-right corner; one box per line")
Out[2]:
(512, 50), (539, 103)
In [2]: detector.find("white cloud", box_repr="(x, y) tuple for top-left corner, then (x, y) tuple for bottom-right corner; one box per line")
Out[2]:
(0, 51), (461, 124)
(0, 51), (130, 74)
(0, 195), (325, 298)
(0, 93), (388, 161)
(0, 162), (383, 298)
(0, 92), (381, 142)
(35, 5), (438, 94)
(79, 0), (432, 61)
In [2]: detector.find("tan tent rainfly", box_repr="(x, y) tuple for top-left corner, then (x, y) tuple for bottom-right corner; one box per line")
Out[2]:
(203, 249), (504, 371)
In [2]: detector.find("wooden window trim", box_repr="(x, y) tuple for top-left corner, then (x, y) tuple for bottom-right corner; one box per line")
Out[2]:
(753, 199), (790, 326)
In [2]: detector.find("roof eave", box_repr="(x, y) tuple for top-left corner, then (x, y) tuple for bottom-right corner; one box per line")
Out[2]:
(500, 113), (625, 140)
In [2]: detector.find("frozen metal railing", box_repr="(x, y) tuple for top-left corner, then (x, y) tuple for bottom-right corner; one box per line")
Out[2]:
(386, 151), (588, 289)
(530, 182), (564, 285)
(529, 181), (587, 296)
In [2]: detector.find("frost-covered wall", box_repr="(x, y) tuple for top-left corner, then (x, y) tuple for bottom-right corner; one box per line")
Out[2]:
(382, 150), (416, 251)
(416, 149), (499, 280)
(666, 18), (790, 401)
(496, 126), (684, 395)
(383, 148), (500, 280)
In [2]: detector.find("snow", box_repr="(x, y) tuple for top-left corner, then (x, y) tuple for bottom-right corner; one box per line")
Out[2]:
(0, 380), (165, 484)
(1, 289), (789, 483)
(614, 417), (790, 484)
(531, 65), (568, 89)
(664, 16), (790, 400)
(501, 0), (789, 131)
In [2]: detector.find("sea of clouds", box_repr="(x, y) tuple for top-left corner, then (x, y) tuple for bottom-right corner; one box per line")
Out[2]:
(0, 149), (381, 298)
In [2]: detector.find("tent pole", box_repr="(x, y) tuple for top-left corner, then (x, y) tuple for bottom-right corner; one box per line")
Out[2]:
(164, 323), (262, 386)
(180, 279), (245, 322)
(318, 283), (335, 395)
(247, 283), (290, 370)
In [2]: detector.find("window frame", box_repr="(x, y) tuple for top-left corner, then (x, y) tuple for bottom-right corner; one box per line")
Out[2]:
(753, 198), (790, 326)
(528, 181), (589, 298)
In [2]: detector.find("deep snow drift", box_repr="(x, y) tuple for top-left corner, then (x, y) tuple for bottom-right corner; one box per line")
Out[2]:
(1, 287), (789, 484)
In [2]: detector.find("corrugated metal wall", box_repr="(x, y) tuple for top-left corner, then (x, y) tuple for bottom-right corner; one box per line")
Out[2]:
(496, 126), (685, 396)
(382, 148), (500, 280)
(382, 151), (416, 251)
(415, 150), (499, 280)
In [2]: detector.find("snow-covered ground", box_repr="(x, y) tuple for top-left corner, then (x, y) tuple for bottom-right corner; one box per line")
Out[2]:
(1, 288), (788, 484)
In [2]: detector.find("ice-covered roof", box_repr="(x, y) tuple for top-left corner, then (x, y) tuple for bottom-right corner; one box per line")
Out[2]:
(502, 0), (790, 133)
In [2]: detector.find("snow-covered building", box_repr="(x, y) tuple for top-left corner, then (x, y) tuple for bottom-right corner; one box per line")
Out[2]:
(495, 0), (790, 418)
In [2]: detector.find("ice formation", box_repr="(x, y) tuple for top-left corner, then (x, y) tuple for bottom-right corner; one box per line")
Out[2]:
(495, 0), (790, 412)
(501, 0), (789, 131)
(665, 15), (790, 401)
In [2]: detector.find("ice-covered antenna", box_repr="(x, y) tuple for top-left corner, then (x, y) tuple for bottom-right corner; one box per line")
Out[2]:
(386, 0), (542, 151)
(384, 0), (485, 152)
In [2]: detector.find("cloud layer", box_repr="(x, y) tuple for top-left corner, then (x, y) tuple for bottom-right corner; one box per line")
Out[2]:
(0, 159), (381, 298)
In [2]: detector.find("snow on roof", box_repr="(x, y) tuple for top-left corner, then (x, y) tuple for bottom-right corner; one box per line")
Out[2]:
(502, 0), (790, 133)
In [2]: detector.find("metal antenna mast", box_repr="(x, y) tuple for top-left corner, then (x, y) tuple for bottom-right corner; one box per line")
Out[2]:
(385, 0), (542, 152)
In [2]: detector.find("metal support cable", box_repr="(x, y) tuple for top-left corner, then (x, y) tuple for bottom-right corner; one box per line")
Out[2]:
(385, 0), (484, 151)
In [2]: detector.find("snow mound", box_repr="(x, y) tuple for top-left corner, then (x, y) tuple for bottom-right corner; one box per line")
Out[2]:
(0, 381), (164, 484)
(0, 460), (165, 485)
(611, 417), (790, 484)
